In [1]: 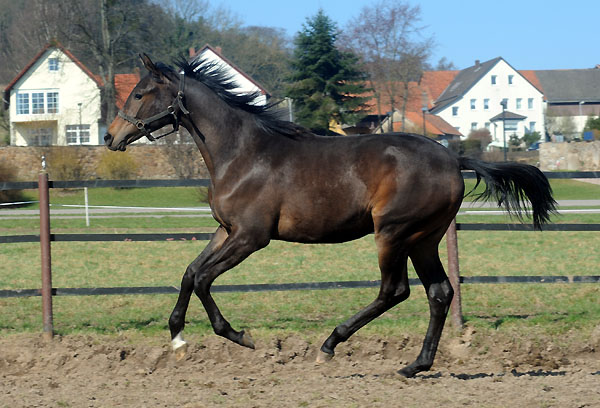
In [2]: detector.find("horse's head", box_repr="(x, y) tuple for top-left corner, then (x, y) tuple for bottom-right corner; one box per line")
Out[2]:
(104, 54), (182, 151)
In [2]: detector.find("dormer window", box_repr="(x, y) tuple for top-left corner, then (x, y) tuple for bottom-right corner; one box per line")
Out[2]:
(48, 58), (59, 72)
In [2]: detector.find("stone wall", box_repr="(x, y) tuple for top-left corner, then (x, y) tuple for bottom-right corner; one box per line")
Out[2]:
(539, 141), (600, 171)
(0, 145), (209, 181)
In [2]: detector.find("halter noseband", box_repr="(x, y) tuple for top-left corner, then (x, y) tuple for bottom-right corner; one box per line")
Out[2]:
(118, 73), (190, 142)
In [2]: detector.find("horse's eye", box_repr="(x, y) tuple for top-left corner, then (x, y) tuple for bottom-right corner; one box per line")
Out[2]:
(134, 93), (143, 100)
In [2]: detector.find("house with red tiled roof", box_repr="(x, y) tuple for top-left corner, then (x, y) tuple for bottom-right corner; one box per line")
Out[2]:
(3, 43), (138, 146)
(363, 71), (457, 119)
(430, 57), (545, 148)
(356, 70), (460, 140)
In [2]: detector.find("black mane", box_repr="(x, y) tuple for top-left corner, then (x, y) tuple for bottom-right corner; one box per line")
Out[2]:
(157, 58), (312, 139)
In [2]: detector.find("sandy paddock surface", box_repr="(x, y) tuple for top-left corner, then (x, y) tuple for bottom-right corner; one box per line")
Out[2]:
(1, 329), (599, 408)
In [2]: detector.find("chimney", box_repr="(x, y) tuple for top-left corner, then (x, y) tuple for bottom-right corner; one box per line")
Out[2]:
(188, 47), (196, 58)
(475, 60), (480, 67)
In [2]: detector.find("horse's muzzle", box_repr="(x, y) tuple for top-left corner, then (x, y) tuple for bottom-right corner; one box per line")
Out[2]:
(104, 133), (126, 151)
(103, 133), (113, 146)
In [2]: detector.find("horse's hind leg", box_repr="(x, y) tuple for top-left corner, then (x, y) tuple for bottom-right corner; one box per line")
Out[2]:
(398, 238), (453, 377)
(318, 234), (410, 361)
(168, 226), (228, 358)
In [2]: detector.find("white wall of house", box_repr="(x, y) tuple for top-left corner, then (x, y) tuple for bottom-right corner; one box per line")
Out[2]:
(196, 48), (267, 106)
(8, 48), (102, 146)
(435, 59), (545, 147)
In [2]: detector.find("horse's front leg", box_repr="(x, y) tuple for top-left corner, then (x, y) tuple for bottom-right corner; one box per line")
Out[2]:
(169, 226), (229, 358)
(181, 227), (269, 353)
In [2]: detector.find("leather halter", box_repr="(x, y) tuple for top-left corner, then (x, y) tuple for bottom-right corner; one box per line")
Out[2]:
(118, 73), (190, 141)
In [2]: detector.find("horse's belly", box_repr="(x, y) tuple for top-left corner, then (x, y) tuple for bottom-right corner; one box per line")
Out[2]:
(275, 208), (374, 244)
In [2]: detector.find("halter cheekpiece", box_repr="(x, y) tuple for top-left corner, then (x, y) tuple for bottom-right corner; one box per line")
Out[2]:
(118, 73), (190, 141)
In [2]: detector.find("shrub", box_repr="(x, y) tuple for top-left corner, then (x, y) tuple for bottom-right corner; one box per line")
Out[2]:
(467, 128), (492, 150)
(0, 160), (25, 204)
(47, 148), (86, 180)
(523, 131), (541, 147)
(97, 151), (139, 180)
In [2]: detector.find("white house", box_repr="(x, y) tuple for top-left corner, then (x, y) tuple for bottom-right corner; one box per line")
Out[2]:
(4, 43), (104, 146)
(190, 44), (270, 106)
(430, 57), (545, 148)
(3, 43), (139, 146)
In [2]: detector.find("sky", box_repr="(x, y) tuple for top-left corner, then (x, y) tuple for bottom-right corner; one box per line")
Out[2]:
(215, 0), (599, 71)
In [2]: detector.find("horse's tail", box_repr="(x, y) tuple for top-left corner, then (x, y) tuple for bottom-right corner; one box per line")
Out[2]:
(458, 157), (557, 230)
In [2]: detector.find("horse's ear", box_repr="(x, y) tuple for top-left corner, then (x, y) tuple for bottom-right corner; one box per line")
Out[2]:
(139, 53), (163, 82)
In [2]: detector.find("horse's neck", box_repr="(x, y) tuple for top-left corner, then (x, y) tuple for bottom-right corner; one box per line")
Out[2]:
(181, 87), (260, 182)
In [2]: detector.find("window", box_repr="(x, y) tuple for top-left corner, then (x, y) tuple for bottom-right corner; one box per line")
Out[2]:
(47, 92), (59, 113)
(470, 99), (476, 110)
(505, 121), (518, 132)
(471, 122), (478, 130)
(452, 106), (459, 116)
(66, 124), (90, 145)
(28, 128), (52, 146)
(48, 58), (59, 72)
(508, 75), (514, 85)
(516, 98), (522, 109)
(484, 99), (489, 110)
(16, 93), (29, 114)
(528, 122), (536, 133)
(491, 75), (497, 85)
(501, 98), (508, 109)
(31, 93), (45, 114)
(528, 98), (534, 109)
(485, 122), (490, 129)
(14, 91), (59, 115)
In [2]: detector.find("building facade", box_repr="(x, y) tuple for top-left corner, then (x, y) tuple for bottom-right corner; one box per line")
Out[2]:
(430, 58), (545, 148)
(4, 44), (103, 146)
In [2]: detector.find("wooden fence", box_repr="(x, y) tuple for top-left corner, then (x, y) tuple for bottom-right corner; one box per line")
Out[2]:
(1, 171), (599, 337)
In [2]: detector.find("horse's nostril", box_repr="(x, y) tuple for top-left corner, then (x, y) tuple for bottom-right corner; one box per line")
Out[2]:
(104, 134), (113, 144)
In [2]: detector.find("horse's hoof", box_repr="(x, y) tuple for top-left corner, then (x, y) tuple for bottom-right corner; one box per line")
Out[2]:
(171, 332), (188, 361)
(397, 366), (416, 378)
(397, 362), (428, 378)
(174, 342), (188, 361)
(240, 330), (255, 349)
(315, 350), (334, 364)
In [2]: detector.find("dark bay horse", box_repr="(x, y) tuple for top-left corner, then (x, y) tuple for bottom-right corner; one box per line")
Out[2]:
(104, 54), (556, 377)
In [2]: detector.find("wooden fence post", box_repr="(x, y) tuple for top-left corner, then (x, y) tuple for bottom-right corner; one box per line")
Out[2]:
(446, 218), (463, 329)
(38, 158), (53, 340)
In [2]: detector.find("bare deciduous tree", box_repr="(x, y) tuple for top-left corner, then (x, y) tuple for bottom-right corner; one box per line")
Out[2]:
(341, 1), (434, 132)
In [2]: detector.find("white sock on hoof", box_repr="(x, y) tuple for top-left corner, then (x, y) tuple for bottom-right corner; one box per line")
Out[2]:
(171, 332), (187, 351)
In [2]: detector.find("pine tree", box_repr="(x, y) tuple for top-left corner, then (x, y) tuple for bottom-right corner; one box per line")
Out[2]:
(286, 10), (369, 134)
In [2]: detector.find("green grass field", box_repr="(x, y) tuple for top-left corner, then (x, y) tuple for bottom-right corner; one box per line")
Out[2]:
(0, 179), (598, 343)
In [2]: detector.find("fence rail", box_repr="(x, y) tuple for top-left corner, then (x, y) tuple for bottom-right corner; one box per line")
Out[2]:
(2, 275), (599, 299)
(1, 172), (598, 336)
(2, 171), (600, 191)
(2, 223), (599, 245)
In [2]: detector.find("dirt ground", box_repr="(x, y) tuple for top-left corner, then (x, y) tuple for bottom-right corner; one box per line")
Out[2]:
(1, 328), (599, 408)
